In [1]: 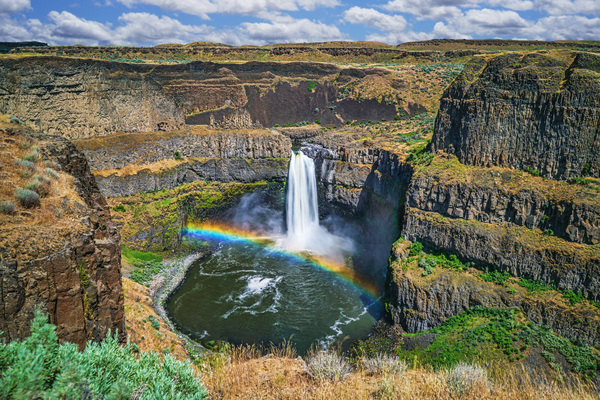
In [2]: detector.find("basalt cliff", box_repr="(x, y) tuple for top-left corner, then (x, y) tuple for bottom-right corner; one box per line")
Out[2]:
(0, 47), (598, 364)
(0, 123), (125, 347)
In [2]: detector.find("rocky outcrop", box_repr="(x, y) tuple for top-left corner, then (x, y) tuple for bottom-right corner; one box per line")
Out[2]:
(76, 129), (291, 171)
(0, 57), (184, 139)
(433, 52), (600, 180)
(407, 163), (600, 245)
(402, 208), (600, 301)
(0, 126), (125, 347)
(0, 57), (425, 139)
(97, 157), (288, 197)
(387, 268), (600, 346)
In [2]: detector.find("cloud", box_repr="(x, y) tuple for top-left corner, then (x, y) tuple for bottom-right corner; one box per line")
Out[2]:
(0, 10), (343, 46)
(239, 15), (345, 44)
(45, 11), (112, 42)
(117, 0), (340, 19)
(383, 0), (465, 20)
(0, 0), (30, 14)
(115, 12), (211, 44)
(433, 8), (530, 38)
(485, 0), (534, 11)
(522, 15), (600, 40)
(533, 0), (600, 15)
(343, 6), (407, 32)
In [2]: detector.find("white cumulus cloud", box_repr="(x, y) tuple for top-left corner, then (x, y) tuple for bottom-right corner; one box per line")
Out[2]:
(239, 15), (345, 44)
(0, 0), (30, 14)
(343, 6), (407, 32)
(117, 0), (340, 19)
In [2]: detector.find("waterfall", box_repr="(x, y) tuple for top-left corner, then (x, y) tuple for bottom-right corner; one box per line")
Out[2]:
(282, 150), (353, 260)
(286, 151), (319, 241)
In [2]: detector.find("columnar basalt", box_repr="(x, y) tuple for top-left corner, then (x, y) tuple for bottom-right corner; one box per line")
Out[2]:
(432, 52), (600, 180)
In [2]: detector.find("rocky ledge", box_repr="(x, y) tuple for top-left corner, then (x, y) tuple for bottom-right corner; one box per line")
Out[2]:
(0, 125), (125, 347)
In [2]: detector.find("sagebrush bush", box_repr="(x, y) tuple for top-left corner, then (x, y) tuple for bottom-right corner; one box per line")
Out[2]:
(306, 351), (352, 382)
(14, 188), (40, 208)
(363, 354), (407, 376)
(0, 201), (16, 214)
(446, 362), (490, 397)
(0, 311), (208, 399)
(45, 168), (60, 180)
(23, 151), (39, 162)
(14, 159), (35, 169)
(25, 178), (50, 197)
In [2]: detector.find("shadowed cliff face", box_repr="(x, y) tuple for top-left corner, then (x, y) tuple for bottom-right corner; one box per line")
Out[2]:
(0, 125), (125, 348)
(433, 52), (600, 180)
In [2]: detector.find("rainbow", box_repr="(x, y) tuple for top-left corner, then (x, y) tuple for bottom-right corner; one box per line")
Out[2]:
(182, 222), (380, 299)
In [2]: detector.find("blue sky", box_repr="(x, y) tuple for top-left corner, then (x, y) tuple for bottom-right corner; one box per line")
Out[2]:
(0, 0), (598, 46)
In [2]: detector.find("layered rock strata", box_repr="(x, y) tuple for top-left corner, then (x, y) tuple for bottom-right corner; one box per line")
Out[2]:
(0, 126), (125, 347)
(387, 267), (600, 346)
(433, 52), (600, 180)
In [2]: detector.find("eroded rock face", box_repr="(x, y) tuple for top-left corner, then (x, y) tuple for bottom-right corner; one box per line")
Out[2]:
(433, 52), (600, 180)
(0, 127), (125, 347)
(386, 268), (600, 346)
(407, 172), (600, 245)
(402, 208), (600, 300)
(76, 129), (291, 171)
(0, 57), (184, 139)
(97, 158), (289, 198)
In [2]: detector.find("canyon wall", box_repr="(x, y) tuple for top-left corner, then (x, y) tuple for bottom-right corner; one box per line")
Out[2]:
(387, 51), (600, 342)
(432, 52), (600, 180)
(0, 57), (421, 140)
(0, 125), (125, 347)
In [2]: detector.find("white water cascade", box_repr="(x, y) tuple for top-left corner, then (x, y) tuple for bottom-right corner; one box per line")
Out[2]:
(282, 150), (353, 260)
(286, 151), (319, 241)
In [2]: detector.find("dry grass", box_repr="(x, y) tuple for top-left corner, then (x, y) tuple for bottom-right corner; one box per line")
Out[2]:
(0, 124), (93, 259)
(199, 350), (599, 400)
(121, 277), (189, 361)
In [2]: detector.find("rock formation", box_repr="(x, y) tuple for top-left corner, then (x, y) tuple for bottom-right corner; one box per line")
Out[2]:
(433, 52), (600, 180)
(0, 125), (125, 347)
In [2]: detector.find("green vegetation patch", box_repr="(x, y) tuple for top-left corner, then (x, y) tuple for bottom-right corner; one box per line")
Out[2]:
(0, 311), (207, 399)
(122, 245), (165, 286)
(397, 307), (600, 374)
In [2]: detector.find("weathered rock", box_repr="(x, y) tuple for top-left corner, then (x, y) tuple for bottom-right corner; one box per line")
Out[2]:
(76, 129), (291, 171)
(407, 167), (600, 245)
(387, 267), (600, 346)
(0, 127), (125, 347)
(433, 52), (600, 180)
(402, 207), (600, 300)
(0, 57), (184, 139)
(97, 157), (289, 197)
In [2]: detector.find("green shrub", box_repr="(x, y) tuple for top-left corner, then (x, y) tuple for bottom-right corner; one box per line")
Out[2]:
(25, 177), (50, 197)
(14, 188), (40, 208)
(307, 81), (317, 92)
(14, 159), (35, 169)
(174, 151), (183, 161)
(525, 168), (541, 177)
(315, 119), (321, 124)
(44, 168), (60, 180)
(0, 310), (208, 399)
(149, 315), (160, 330)
(480, 270), (512, 287)
(23, 151), (39, 162)
(408, 241), (423, 256)
(113, 204), (126, 212)
(0, 201), (16, 214)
